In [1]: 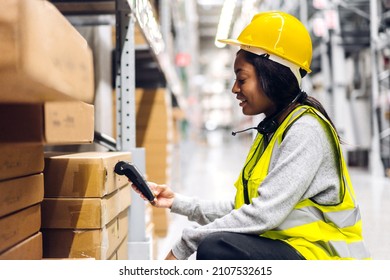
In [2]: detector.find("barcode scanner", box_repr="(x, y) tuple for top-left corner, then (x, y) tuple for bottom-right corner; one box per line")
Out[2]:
(114, 161), (156, 204)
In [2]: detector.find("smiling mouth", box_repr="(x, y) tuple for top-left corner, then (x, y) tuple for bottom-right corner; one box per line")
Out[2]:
(237, 97), (247, 107)
(239, 100), (247, 107)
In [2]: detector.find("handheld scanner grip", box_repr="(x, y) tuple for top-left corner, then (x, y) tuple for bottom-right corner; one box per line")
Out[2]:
(114, 161), (155, 202)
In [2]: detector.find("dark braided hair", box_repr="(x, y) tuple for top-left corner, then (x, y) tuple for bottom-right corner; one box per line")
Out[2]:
(239, 49), (341, 141)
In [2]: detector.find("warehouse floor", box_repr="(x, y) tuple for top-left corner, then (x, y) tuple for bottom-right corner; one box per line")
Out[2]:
(157, 130), (390, 260)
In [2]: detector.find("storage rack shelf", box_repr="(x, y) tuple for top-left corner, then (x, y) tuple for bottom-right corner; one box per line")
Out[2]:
(50, 0), (180, 259)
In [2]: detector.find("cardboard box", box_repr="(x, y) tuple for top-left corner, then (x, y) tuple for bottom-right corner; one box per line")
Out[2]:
(41, 185), (131, 229)
(115, 236), (128, 260)
(0, 101), (94, 144)
(145, 169), (171, 185)
(134, 23), (147, 46)
(136, 88), (173, 185)
(42, 209), (128, 260)
(135, 88), (173, 145)
(137, 126), (173, 143)
(0, 0), (94, 104)
(135, 88), (168, 105)
(143, 142), (173, 156)
(0, 204), (41, 253)
(108, 236), (128, 260)
(44, 151), (131, 197)
(0, 174), (44, 218)
(152, 207), (170, 238)
(144, 143), (172, 167)
(142, 142), (172, 184)
(0, 232), (42, 260)
(0, 143), (44, 181)
(136, 103), (169, 126)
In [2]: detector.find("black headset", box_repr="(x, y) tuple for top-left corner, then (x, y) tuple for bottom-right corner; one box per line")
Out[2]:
(232, 91), (305, 136)
(256, 115), (279, 135)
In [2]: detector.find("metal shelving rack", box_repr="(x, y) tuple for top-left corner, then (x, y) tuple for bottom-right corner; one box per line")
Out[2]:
(370, 0), (390, 177)
(51, 0), (181, 259)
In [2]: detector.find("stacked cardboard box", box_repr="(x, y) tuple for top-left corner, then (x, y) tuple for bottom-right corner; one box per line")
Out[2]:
(135, 88), (174, 184)
(0, 0), (94, 104)
(0, 102), (94, 144)
(0, 105), (95, 260)
(0, 0), (95, 259)
(0, 102), (95, 260)
(0, 144), (44, 260)
(41, 152), (132, 260)
(135, 88), (173, 238)
(108, 234), (129, 260)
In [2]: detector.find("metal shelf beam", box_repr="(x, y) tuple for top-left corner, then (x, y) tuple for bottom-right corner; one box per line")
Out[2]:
(50, 0), (116, 15)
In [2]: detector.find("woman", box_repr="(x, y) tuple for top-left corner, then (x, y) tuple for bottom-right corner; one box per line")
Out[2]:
(133, 11), (371, 260)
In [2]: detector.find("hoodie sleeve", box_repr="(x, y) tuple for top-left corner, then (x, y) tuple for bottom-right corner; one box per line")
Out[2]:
(170, 193), (234, 225)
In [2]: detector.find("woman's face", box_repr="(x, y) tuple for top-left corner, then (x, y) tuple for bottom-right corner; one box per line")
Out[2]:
(231, 51), (276, 116)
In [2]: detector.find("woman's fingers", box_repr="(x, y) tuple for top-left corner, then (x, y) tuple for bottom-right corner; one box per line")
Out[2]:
(130, 182), (158, 202)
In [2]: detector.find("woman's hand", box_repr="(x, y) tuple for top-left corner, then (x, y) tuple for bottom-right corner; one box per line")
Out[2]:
(131, 182), (175, 209)
(165, 250), (177, 260)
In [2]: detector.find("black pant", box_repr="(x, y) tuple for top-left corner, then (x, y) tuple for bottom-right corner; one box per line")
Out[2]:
(196, 232), (305, 260)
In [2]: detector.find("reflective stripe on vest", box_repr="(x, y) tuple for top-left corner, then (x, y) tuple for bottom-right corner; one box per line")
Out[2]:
(234, 105), (371, 260)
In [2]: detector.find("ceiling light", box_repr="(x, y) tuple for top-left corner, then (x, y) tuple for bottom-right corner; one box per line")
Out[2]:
(214, 0), (237, 48)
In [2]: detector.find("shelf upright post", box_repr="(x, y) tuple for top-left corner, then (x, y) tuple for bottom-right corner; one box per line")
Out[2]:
(115, 0), (135, 151)
(369, 0), (385, 177)
(115, 0), (151, 260)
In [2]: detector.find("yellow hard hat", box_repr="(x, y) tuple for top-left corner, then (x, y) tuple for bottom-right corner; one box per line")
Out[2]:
(219, 11), (312, 76)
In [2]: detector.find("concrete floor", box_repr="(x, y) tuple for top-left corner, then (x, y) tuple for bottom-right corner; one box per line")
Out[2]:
(157, 130), (390, 260)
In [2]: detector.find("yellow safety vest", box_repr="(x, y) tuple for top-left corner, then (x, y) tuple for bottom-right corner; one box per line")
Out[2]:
(234, 105), (371, 260)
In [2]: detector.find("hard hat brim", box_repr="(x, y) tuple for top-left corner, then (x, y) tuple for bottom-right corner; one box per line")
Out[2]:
(217, 38), (241, 46)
